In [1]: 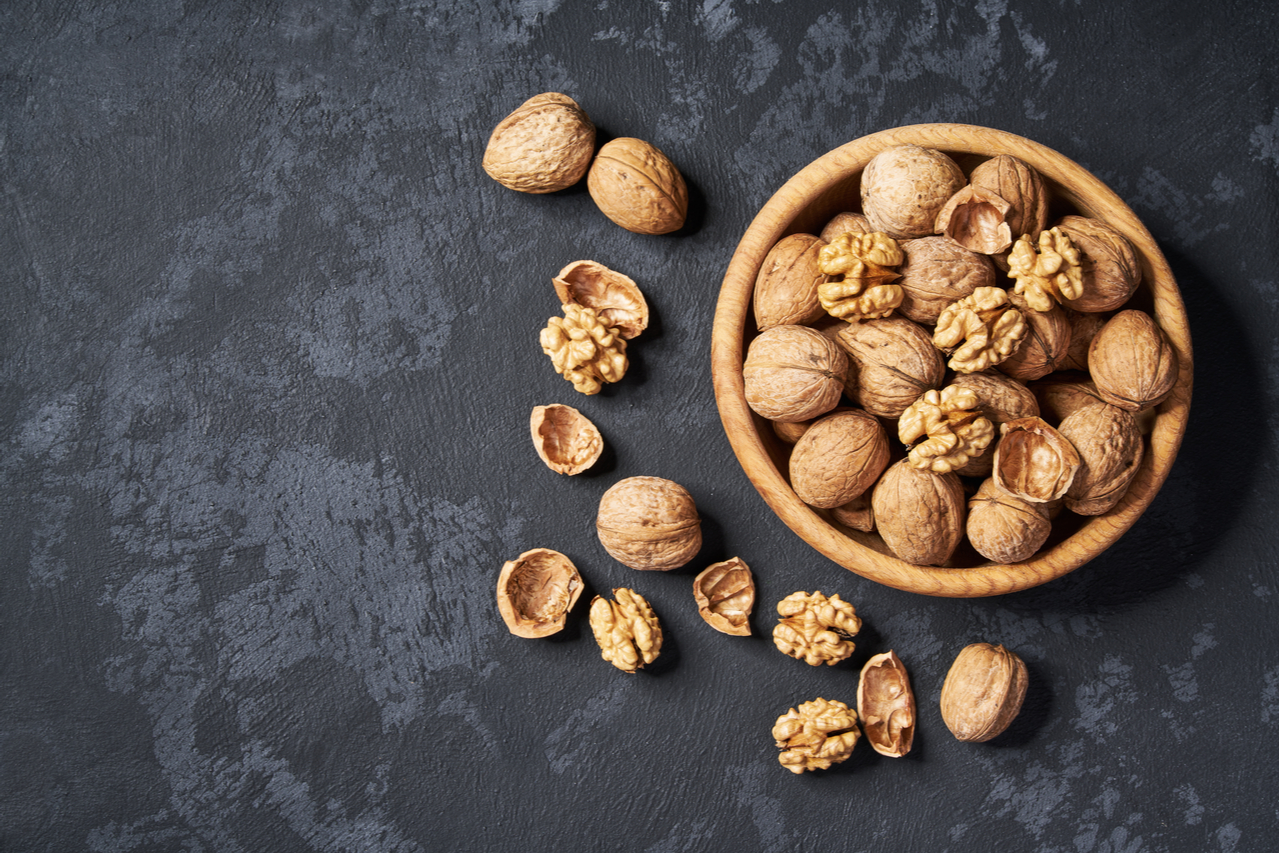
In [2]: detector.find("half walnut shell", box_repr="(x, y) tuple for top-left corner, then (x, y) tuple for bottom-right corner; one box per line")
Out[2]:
(992, 417), (1081, 503)
(530, 404), (603, 475)
(857, 651), (916, 758)
(692, 557), (755, 636)
(552, 260), (649, 339)
(496, 548), (584, 638)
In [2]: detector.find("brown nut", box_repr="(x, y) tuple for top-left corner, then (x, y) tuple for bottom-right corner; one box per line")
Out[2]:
(496, 548), (584, 638)
(992, 416), (1081, 503)
(753, 233), (830, 330)
(967, 154), (1051, 241)
(1007, 228), (1085, 312)
(772, 418), (812, 445)
(789, 409), (891, 509)
(553, 260), (649, 340)
(898, 385), (996, 474)
(1054, 215), (1141, 313)
(860, 145), (965, 239)
(772, 591), (862, 666)
(587, 137), (688, 235)
(949, 371), (1041, 478)
(692, 557), (755, 637)
(966, 477), (1053, 564)
(870, 460), (965, 566)
(996, 292), (1071, 382)
(835, 316), (944, 419)
(1087, 309), (1179, 413)
(743, 325), (848, 423)
(530, 404), (604, 475)
(896, 236), (996, 325)
(589, 588), (662, 673)
(596, 476), (701, 570)
(935, 185), (1015, 254)
(857, 651), (915, 758)
(773, 697), (861, 774)
(1060, 309), (1110, 373)
(819, 211), (872, 243)
(940, 643), (1029, 742)
(933, 287), (1028, 374)
(829, 493), (875, 533)
(1030, 375), (1106, 425)
(482, 93), (596, 193)
(1057, 401), (1145, 516)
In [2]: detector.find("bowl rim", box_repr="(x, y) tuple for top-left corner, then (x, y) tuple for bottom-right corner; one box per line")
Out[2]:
(710, 123), (1194, 598)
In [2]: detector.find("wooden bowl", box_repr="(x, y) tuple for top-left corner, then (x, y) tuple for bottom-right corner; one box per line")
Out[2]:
(711, 124), (1193, 597)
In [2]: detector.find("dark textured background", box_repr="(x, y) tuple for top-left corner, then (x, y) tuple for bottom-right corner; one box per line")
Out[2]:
(2, 2), (1276, 851)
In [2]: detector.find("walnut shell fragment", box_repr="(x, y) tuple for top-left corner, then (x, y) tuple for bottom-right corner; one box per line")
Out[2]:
(743, 325), (848, 423)
(857, 651), (916, 758)
(587, 137), (688, 235)
(871, 460), (965, 566)
(530, 404), (603, 475)
(589, 588), (662, 673)
(935, 185), (1015, 254)
(1088, 309), (1179, 413)
(482, 93), (596, 193)
(596, 476), (702, 570)
(789, 409), (890, 509)
(966, 477), (1053, 564)
(1057, 401), (1145, 516)
(773, 697), (861, 774)
(860, 145), (965, 239)
(940, 643), (1029, 742)
(949, 371), (1041, 478)
(835, 316), (944, 419)
(992, 417), (1081, 503)
(829, 493), (875, 533)
(772, 590), (862, 666)
(496, 548), (584, 638)
(553, 260), (649, 339)
(753, 233), (830, 330)
(693, 557), (755, 636)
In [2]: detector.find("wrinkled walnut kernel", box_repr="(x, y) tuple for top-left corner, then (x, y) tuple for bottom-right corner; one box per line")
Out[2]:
(772, 591), (862, 666)
(773, 697), (861, 774)
(540, 303), (628, 394)
(898, 385), (996, 474)
(933, 287), (1028, 373)
(1007, 228), (1084, 312)
(589, 588), (662, 673)
(816, 231), (905, 321)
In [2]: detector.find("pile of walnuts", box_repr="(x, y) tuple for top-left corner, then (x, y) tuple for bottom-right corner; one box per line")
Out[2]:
(743, 144), (1180, 567)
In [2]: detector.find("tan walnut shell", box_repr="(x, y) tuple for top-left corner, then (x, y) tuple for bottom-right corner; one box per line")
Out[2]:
(1055, 215), (1141, 313)
(743, 325), (848, 423)
(829, 493), (874, 533)
(968, 154), (1051, 241)
(940, 643), (1029, 742)
(1060, 309), (1110, 373)
(871, 460), (965, 566)
(1030, 375), (1106, 425)
(967, 477), (1053, 564)
(482, 93), (596, 193)
(1088, 309), (1179, 413)
(993, 416), (1081, 503)
(835, 316), (944, 419)
(540, 303), (628, 395)
(949, 372), (1041, 478)
(819, 211), (872, 243)
(789, 409), (890, 509)
(529, 404), (603, 475)
(898, 385), (996, 474)
(693, 557), (755, 636)
(860, 144), (966, 239)
(587, 137), (688, 235)
(773, 697), (861, 774)
(589, 588), (662, 673)
(596, 476), (702, 570)
(753, 233), (830, 330)
(772, 590), (862, 666)
(996, 292), (1071, 382)
(896, 236), (995, 325)
(553, 260), (649, 340)
(1057, 401), (1146, 516)
(857, 651), (915, 758)
(933, 287), (1028, 374)
(496, 548), (584, 638)
(935, 185), (1014, 254)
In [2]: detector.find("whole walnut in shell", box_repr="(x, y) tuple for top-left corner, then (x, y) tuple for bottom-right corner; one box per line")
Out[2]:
(789, 409), (890, 509)
(966, 478), (1053, 564)
(1030, 375), (1106, 425)
(860, 145), (965, 239)
(553, 260), (649, 339)
(1060, 309), (1109, 373)
(587, 137), (688, 235)
(819, 211), (872, 243)
(1055, 215), (1141, 313)
(743, 325), (848, 423)
(482, 93), (596, 193)
(967, 154), (1050, 241)
(940, 643), (1028, 742)
(596, 476), (702, 570)
(1056, 401), (1145, 516)
(496, 548), (584, 638)
(871, 460), (966, 566)
(996, 292), (1071, 382)
(896, 237), (995, 325)
(753, 233), (829, 330)
(835, 316), (944, 418)
(1087, 309), (1179, 413)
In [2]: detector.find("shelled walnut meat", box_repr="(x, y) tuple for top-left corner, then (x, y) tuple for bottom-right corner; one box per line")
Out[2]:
(540, 303), (628, 395)
(773, 697), (861, 774)
(590, 588), (662, 673)
(693, 557), (755, 636)
(596, 476), (702, 570)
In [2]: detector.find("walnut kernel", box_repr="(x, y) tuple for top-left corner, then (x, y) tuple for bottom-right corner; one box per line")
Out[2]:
(773, 697), (861, 774)
(772, 590), (862, 666)
(540, 303), (628, 394)
(589, 588), (662, 673)
(898, 385), (996, 474)
(933, 287), (1028, 373)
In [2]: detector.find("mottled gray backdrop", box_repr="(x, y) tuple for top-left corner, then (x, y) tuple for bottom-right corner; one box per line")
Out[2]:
(1, 1), (1276, 851)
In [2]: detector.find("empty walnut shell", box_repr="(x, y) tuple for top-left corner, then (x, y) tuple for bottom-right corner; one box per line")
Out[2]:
(530, 404), (603, 475)
(789, 409), (890, 509)
(835, 316), (944, 419)
(692, 557), (755, 636)
(992, 417), (1081, 503)
(482, 93), (596, 194)
(587, 137), (688, 235)
(857, 651), (915, 758)
(1054, 215), (1141, 313)
(950, 372), (1041, 478)
(829, 493), (874, 533)
(935, 185), (1015, 254)
(753, 233), (829, 330)
(596, 476), (702, 571)
(896, 236), (995, 325)
(940, 643), (1029, 743)
(871, 460), (965, 566)
(860, 144), (965, 239)
(1057, 401), (1145, 516)
(495, 548), (584, 638)
(1088, 309), (1179, 413)
(966, 477), (1053, 564)
(743, 325), (848, 423)
(552, 260), (649, 340)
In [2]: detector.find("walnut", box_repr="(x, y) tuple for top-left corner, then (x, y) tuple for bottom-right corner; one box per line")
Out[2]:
(934, 185), (1015, 254)
(789, 409), (891, 508)
(1030, 375), (1105, 425)
(968, 154), (1050, 241)
(587, 137), (688, 235)
(1060, 309), (1109, 372)
(553, 260), (649, 339)
(496, 548), (585, 638)
(771, 418), (812, 445)
(529, 404), (604, 475)
(1054, 215), (1141, 313)
(896, 237), (995, 325)
(693, 557), (755, 637)
(743, 325), (848, 423)
(835, 317), (944, 418)
(589, 588), (662, 673)
(829, 493), (875, 532)
(898, 384), (996, 474)
(933, 287), (1028, 373)
(860, 145), (966, 239)
(1057, 401), (1145, 516)
(940, 643), (1028, 743)
(949, 372), (1040, 477)
(819, 211), (872, 243)
(815, 231), (905, 321)
(857, 651), (915, 758)
(773, 697), (861, 774)
(540, 303), (628, 394)
(992, 417), (1081, 503)
(871, 460), (966, 566)
(772, 590), (862, 666)
(1007, 228), (1084, 312)
(966, 478), (1053, 564)
(996, 292), (1071, 382)
(596, 476), (701, 570)
(1087, 309), (1179, 413)
(753, 233), (829, 330)
(482, 93), (595, 193)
